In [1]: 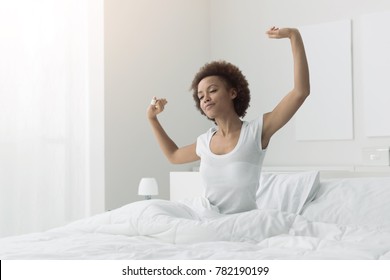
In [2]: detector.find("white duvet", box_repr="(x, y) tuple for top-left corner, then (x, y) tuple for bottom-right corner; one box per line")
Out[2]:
(1, 197), (390, 260)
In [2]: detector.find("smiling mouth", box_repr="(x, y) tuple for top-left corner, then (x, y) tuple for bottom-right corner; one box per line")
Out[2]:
(204, 103), (215, 110)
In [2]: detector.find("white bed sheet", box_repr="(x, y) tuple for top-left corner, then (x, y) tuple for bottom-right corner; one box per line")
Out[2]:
(1, 197), (390, 260)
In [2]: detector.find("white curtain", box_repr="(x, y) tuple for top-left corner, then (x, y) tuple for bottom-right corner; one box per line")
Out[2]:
(0, 0), (101, 237)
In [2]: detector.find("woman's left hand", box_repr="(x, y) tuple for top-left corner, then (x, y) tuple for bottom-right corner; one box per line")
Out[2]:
(266, 27), (298, 39)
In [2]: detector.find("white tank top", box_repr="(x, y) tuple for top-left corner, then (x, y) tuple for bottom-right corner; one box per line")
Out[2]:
(196, 117), (267, 214)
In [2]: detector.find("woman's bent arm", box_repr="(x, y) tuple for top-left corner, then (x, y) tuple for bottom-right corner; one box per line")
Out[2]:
(148, 117), (199, 164)
(147, 98), (199, 164)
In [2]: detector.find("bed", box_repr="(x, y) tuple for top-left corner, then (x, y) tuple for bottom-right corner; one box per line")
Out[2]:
(1, 167), (390, 260)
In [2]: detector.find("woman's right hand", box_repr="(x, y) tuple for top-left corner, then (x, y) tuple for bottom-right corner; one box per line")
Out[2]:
(146, 97), (168, 119)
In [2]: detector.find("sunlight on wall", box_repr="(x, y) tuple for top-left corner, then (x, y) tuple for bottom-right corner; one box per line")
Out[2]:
(0, 0), (98, 237)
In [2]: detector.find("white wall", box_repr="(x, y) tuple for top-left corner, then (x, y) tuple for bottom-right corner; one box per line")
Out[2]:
(210, 0), (390, 167)
(104, 0), (210, 210)
(105, 0), (390, 210)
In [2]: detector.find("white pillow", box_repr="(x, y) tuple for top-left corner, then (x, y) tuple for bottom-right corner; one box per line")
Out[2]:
(301, 177), (390, 228)
(256, 171), (320, 214)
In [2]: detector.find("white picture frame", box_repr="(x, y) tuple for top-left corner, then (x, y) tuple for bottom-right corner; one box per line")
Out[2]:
(296, 20), (353, 141)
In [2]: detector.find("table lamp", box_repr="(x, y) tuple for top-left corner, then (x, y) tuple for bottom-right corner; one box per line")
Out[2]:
(138, 178), (158, 200)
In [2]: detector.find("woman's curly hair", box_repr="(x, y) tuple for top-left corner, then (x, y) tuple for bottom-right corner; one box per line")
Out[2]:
(190, 60), (250, 120)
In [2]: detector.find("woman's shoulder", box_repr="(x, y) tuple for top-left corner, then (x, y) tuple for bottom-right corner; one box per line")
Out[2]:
(197, 125), (217, 141)
(202, 125), (218, 136)
(246, 115), (264, 129)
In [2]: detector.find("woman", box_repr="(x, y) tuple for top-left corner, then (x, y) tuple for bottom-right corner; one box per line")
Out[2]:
(146, 27), (310, 214)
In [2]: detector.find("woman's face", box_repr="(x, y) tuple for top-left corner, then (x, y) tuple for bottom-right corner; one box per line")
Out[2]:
(197, 76), (236, 119)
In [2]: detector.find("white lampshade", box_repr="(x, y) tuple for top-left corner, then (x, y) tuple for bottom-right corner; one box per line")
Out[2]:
(138, 178), (158, 199)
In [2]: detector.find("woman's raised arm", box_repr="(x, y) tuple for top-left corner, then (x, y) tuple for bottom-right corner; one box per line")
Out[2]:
(262, 27), (310, 149)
